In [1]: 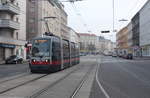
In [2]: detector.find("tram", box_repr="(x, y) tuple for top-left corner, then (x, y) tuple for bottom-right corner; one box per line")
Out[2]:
(29, 34), (80, 73)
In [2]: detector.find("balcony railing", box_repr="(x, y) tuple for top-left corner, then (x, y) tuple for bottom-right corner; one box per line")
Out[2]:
(0, 3), (20, 15)
(0, 19), (20, 30)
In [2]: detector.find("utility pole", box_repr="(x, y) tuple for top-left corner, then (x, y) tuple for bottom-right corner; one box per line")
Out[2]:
(112, 0), (115, 33)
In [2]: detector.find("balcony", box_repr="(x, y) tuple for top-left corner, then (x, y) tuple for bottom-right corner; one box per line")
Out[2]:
(0, 19), (20, 30)
(0, 3), (20, 15)
(0, 36), (26, 46)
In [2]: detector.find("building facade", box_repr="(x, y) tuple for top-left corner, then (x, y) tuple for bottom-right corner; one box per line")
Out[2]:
(78, 33), (97, 53)
(127, 22), (133, 48)
(116, 26), (129, 55)
(59, 3), (69, 40)
(98, 36), (106, 54)
(139, 0), (150, 57)
(132, 12), (141, 56)
(0, 0), (26, 62)
(26, 0), (68, 41)
(102, 39), (116, 55)
(127, 22), (133, 54)
(69, 27), (80, 43)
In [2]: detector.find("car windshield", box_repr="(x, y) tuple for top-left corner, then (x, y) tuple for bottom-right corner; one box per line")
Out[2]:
(31, 39), (50, 57)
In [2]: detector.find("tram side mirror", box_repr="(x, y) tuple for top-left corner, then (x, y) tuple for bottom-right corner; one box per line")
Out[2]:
(25, 43), (27, 48)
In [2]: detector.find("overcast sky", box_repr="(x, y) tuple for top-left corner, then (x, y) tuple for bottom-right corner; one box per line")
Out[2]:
(63, 0), (148, 41)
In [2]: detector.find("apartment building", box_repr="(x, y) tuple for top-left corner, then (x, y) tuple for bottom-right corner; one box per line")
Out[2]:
(116, 26), (129, 55)
(127, 22), (133, 48)
(98, 37), (116, 55)
(58, 3), (69, 40)
(132, 12), (141, 56)
(26, 0), (68, 41)
(68, 27), (80, 43)
(78, 33), (98, 53)
(127, 22), (133, 54)
(98, 36), (106, 53)
(139, 0), (150, 57)
(0, 0), (26, 62)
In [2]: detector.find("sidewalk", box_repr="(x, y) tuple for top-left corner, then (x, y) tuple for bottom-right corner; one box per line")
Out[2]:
(133, 56), (150, 60)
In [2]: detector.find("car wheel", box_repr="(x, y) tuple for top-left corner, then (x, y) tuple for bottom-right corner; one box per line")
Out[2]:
(5, 62), (8, 64)
(19, 60), (22, 64)
(15, 61), (18, 64)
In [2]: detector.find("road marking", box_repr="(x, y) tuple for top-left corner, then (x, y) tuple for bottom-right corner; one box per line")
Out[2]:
(96, 60), (110, 98)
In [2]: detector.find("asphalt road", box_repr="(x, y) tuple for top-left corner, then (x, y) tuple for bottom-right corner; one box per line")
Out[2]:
(1, 56), (150, 98)
(90, 56), (150, 98)
(0, 63), (29, 79)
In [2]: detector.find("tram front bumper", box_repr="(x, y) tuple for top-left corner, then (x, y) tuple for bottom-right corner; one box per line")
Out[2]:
(29, 64), (57, 72)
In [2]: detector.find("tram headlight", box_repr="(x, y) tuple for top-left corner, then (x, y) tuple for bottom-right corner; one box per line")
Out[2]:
(45, 59), (48, 62)
(32, 59), (36, 62)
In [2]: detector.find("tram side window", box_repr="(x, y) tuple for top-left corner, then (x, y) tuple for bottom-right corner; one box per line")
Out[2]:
(75, 44), (77, 58)
(71, 43), (75, 58)
(75, 44), (80, 57)
(63, 40), (69, 59)
(52, 37), (61, 61)
(77, 45), (80, 57)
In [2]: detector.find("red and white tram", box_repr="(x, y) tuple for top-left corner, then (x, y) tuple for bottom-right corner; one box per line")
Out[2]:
(29, 34), (80, 73)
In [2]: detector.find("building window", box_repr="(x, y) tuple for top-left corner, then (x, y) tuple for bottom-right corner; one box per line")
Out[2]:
(30, 8), (35, 12)
(29, 19), (34, 23)
(16, 2), (19, 6)
(16, 17), (19, 22)
(31, 29), (35, 33)
(16, 32), (18, 40)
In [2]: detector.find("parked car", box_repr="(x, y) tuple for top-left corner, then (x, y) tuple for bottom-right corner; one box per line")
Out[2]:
(112, 53), (117, 57)
(5, 55), (23, 64)
(126, 53), (133, 59)
(122, 53), (133, 60)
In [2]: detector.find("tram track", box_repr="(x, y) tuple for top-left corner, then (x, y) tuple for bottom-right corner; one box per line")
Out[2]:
(0, 72), (30, 84)
(29, 63), (85, 98)
(0, 62), (84, 96)
(30, 62), (96, 98)
(70, 61), (97, 98)
(0, 74), (48, 94)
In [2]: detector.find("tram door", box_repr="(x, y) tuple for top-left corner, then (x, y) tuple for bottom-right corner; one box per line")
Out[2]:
(52, 37), (61, 68)
(62, 40), (70, 68)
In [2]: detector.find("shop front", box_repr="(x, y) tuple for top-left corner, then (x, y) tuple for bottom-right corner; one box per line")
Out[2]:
(0, 43), (16, 62)
(141, 45), (150, 57)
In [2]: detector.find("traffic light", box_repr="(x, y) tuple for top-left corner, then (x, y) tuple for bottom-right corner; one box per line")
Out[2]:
(101, 31), (110, 33)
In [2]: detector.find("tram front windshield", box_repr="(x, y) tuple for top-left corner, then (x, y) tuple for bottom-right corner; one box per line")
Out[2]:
(31, 39), (50, 57)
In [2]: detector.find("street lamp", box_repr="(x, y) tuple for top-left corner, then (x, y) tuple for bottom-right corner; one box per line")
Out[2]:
(112, 0), (115, 33)
(118, 19), (128, 30)
(119, 19), (128, 22)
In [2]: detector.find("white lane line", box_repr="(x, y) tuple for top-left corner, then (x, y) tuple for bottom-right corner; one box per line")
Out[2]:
(96, 63), (110, 98)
